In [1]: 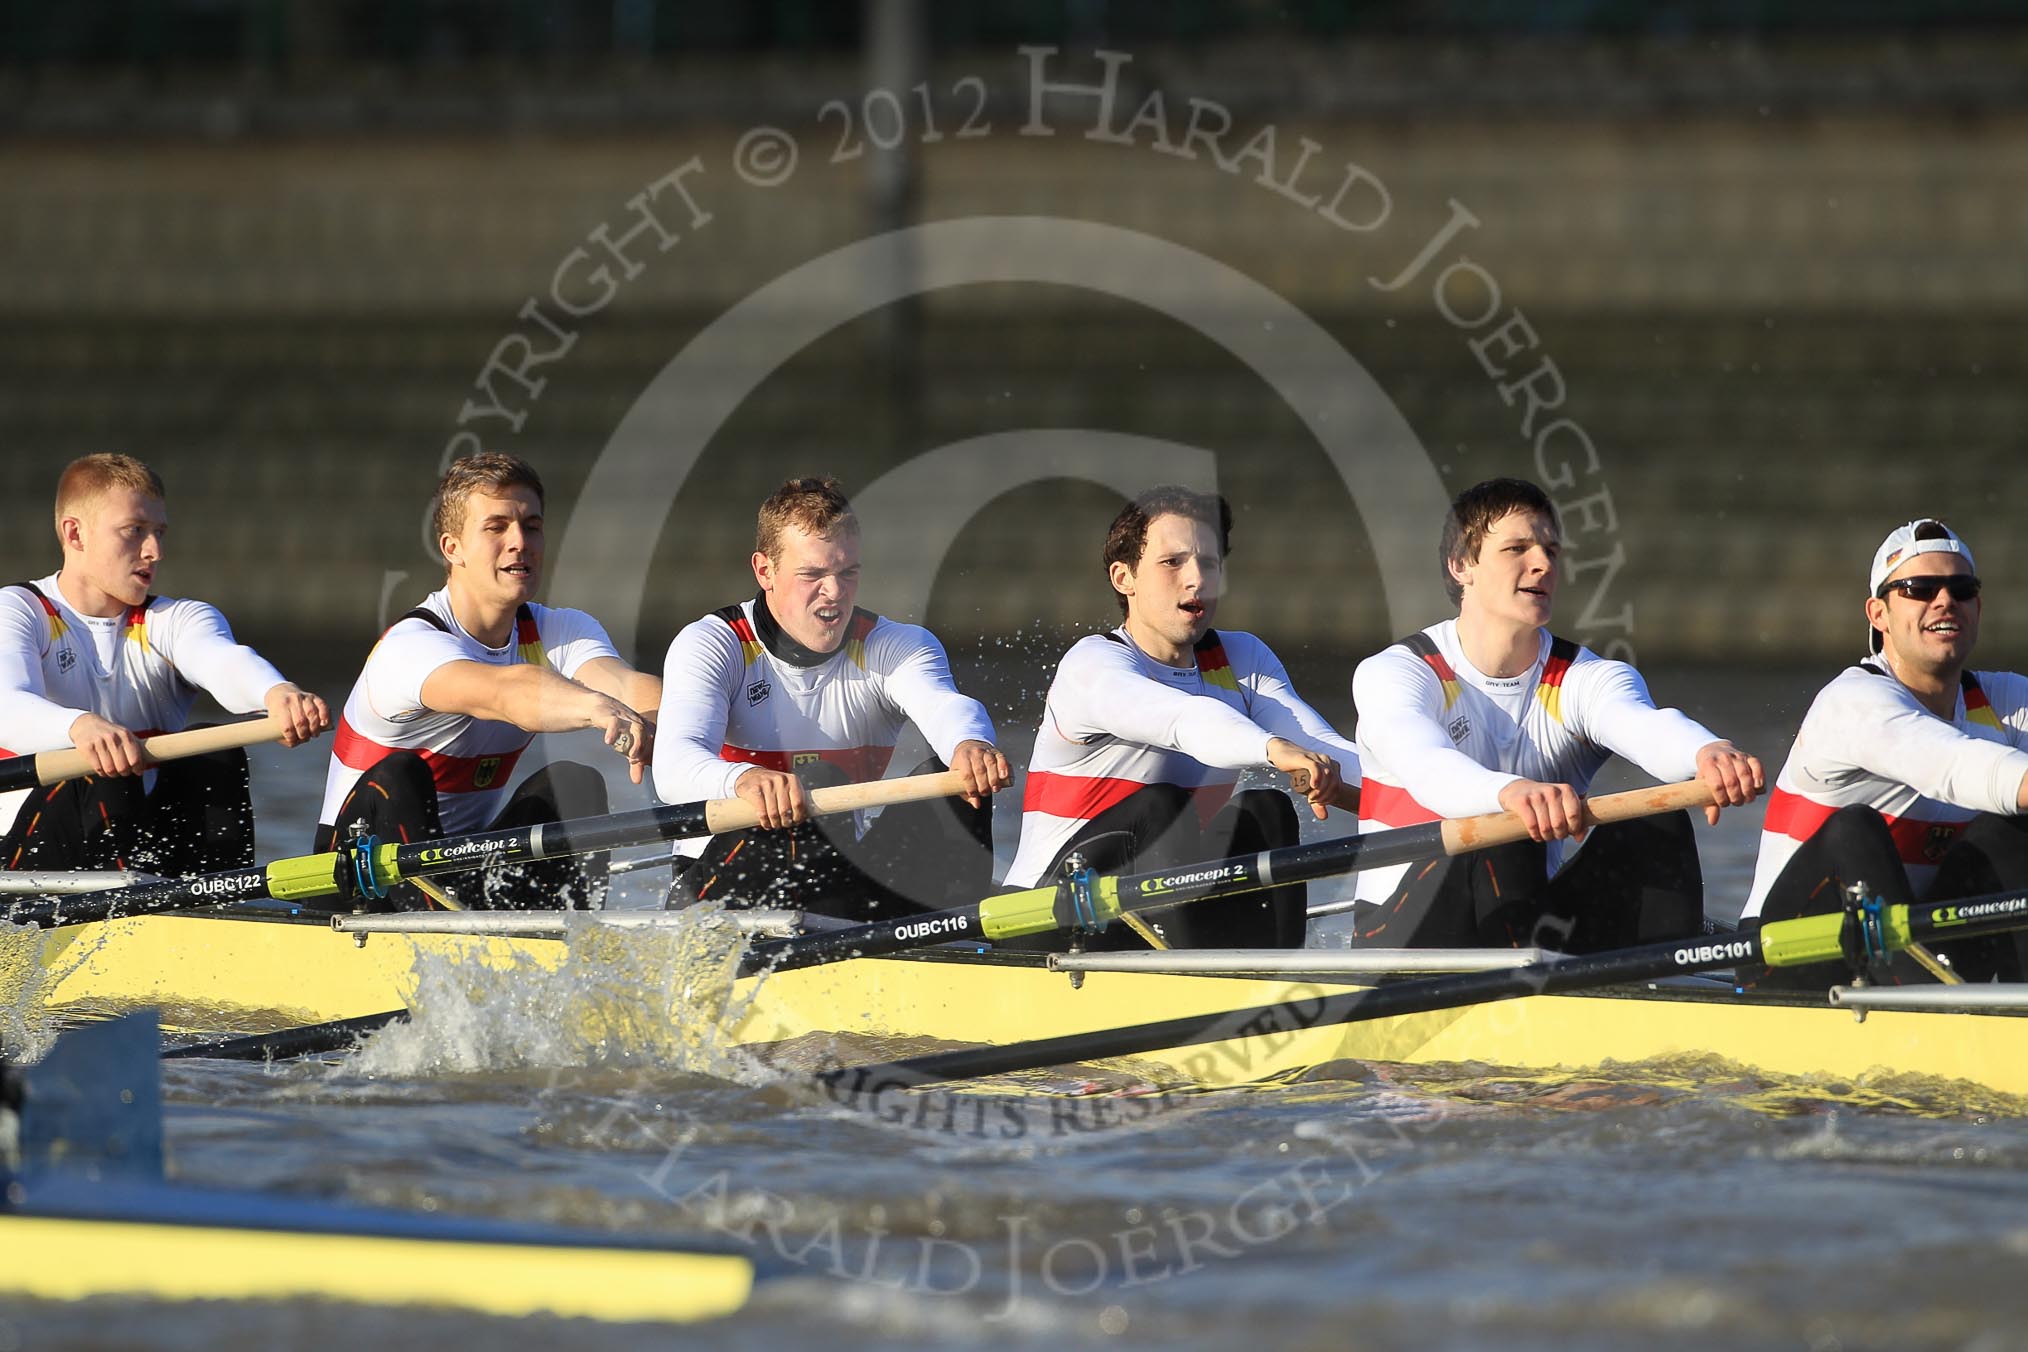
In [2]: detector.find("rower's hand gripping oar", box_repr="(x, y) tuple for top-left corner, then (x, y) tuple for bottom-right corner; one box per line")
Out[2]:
(747, 779), (1720, 974)
(821, 882), (2028, 1090)
(1, 770), (974, 929)
(0, 715), (302, 795)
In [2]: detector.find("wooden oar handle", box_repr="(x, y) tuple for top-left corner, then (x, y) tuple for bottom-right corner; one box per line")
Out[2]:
(3, 715), (299, 793)
(1440, 779), (1718, 855)
(700, 769), (974, 834)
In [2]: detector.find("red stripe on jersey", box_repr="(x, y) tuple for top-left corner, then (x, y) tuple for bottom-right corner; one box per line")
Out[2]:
(1762, 786), (1965, 867)
(1022, 770), (1231, 826)
(331, 715), (529, 795)
(1358, 779), (1442, 827)
(726, 616), (758, 644)
(720, 743), (895, 783)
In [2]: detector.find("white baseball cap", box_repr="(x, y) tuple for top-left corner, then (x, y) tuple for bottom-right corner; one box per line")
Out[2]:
(1867, 519), (1976, 653)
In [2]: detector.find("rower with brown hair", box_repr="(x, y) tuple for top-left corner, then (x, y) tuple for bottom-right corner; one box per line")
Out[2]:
(315, 453), (660, 910)
(0, 454), (329, 875)
(1002, 485), (1359, 950)
(1348, 477), (1763, 952)
(654, 476), (1011, 920)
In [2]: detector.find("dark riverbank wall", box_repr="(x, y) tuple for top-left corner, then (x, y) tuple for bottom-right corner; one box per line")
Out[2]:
(5, 43), (2023, 678)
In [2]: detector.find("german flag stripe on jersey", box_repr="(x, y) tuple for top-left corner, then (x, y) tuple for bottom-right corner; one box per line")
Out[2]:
(844, 611), (878, 671)
(1195, 631), (1239, 692)
(13, 583), (69, 643)
(515, 606), (548, 671)
(1536, 636), (1579, 725)
(1396, 632), (1461, 711)
(123, 601), (152, 654)
(1964, 671), (2004, 731)
(714, 605), (767, 666)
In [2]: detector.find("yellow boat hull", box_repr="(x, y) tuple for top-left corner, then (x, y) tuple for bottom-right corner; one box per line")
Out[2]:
(0, 1210), (752, 1323)
(6, 912), (2026, 1101)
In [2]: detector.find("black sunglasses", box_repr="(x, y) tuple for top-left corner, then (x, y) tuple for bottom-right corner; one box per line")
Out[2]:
(1878, 575), (1982, 603)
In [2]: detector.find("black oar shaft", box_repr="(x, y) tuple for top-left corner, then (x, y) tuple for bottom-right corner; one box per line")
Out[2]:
(377, 801), (714, 888)
(6, 771), (973, 929)
(747, 822), (1447, 974)
(1108, 824), (1446, 912)
(821, 888), (2028, 1089)
(825, 931), (1748, 1089)
(743, 907), (993, 972)
(3, 799), (716, 928)
(161, 1011), (407, 1061)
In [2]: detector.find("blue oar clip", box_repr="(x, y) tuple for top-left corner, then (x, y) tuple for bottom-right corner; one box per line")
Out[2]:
(1839, 880), (1890, 981)
(1065, 862), (1103, 934)
(341, 827), (388, 905)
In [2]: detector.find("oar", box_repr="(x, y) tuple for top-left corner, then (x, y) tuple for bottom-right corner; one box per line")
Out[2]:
(0, 715), (298, 794)
(817, 885), (2028, 1090)
(746, 779), (1718, 974)
(0, 871), (160, 895)
(3, 770), (972, 929)
(162, 1011), (406, 1062)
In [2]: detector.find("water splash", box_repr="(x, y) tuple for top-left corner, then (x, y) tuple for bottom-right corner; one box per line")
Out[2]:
(0, 917), (122, 1063)
(0, 918), (57, 1061)
(339, 904), (768, 1082)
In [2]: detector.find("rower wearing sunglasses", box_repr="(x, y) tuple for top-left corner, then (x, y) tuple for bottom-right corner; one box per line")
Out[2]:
(1742, 519), (2028, 987)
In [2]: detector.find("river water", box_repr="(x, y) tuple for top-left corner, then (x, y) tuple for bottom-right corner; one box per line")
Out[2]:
(9, 665), (2028, 1351)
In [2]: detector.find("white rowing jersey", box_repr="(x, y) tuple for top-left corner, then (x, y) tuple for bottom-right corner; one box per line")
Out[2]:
(0, 574), (286, 833)
(319, 588), (620, 836)
(653, 597), (996, 840)
(1003, 627), (1360, 889)
(1742, 661), (2028, 918)
(1350, 622), (1715, 902)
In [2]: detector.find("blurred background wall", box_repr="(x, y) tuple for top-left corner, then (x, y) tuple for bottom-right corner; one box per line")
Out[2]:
(2, 2), (2023, 722)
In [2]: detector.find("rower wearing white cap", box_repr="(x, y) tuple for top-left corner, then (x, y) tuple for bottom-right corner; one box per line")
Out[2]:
(1742, 518), (2028, 987)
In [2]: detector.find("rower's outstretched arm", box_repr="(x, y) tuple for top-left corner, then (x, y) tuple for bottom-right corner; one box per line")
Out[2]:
(153, 601), (290, 716)
(419, 661), (650, 781)
(1574, 662), (1760, 822)
(575, 657), (661, 723)
(1231, 634), (1361, 813)
(867, 623), (997, 762)
(1051, 637), (1272, 769)
(1841, 687), (2028, 816)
